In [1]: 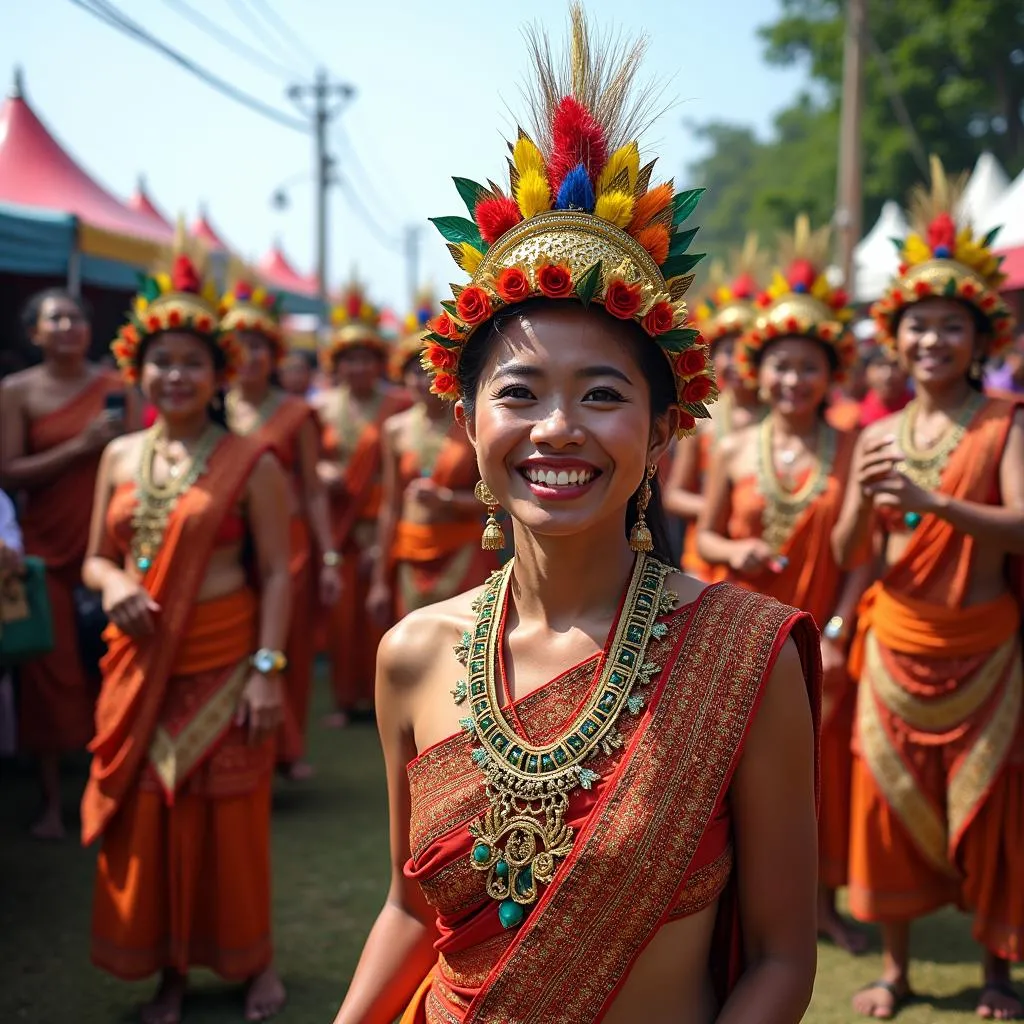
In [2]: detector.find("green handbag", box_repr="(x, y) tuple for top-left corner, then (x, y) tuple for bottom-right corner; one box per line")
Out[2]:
(0, 556), (55, 662)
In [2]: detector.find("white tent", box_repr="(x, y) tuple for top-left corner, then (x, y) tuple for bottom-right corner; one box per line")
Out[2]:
(983, 166), (1024, 250)
(853, 200), (909, 303)
(962, 152), (1010, 235)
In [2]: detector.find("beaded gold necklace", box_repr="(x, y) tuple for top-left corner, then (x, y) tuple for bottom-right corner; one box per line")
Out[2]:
(408, 403), (448, 478)
(131, 424), (223, 571)
(896, 389), (984, 529)
(453, 553), (677, 928)
(225, 388), (281, 436)
(757, 417), (836, 552)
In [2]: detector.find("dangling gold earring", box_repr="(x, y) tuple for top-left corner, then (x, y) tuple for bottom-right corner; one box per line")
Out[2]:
(629, 466), (656, 553)
(969, 356), (984, 383)
(758, 385), (770, 404)
(475, 480), (506, 551)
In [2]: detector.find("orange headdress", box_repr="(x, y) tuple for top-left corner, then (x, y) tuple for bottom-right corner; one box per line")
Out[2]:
(736, 215), (856, 386)
(323, 275), (386, 370)
(870, 155), (1015, 354)
(111, 233), (240, 385)
(693, 233), (767, 348)
(390, 288), (434, 382)
(419, 4), (715, 435)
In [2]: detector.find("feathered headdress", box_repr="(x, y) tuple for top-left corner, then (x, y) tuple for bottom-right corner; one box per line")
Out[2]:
(870, 155), (1014, 354)
(390, 287), (434, 382)
(219, 267), (285, 364)
(111, 223), (240, 385)
(323, 274), (386, 370)
(420, 3), (715, 435)
(735, 215), (856, 386)
(694, 233), (768, 348)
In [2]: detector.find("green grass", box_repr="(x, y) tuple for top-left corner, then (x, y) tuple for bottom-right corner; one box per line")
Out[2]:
(0, 668), (1018, 1023)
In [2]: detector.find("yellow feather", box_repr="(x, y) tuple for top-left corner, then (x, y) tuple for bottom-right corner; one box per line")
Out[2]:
(810, 274), (830, 301)
(156, 272), (172, 294)
(594, 190), (634, 228)
(515, 169), (552, 219)
(513, 136), (545, 177)
(903, 234), (931, 265)
(202, 281), (217, 305)
(459, 243), (484, 274)
(252, 286), (267, 306)
(135, 297), (149, 313)
(597, 142), (639, 195)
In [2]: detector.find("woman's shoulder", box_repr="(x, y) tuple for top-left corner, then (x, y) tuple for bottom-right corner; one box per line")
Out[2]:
(377, 583), (484, 694)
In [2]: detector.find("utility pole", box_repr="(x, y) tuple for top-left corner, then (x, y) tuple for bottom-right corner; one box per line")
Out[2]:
(404, 225), (422, 307)
(835, 0), (865, 294)
(288, 69), (355, 320)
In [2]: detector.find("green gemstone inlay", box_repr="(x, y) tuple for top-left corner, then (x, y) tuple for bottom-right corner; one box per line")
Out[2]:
(553, 747), (568, 765)
(541, 753), (554, 771)
(472, 843), (491, 864)
(498, 898), (524, 929)
(495, 859), (509, 879)
(619, 649), (635, 666)
(566, 734), (584, 753)
(527, 754), (539, 772)
(580, 719), (598, 737)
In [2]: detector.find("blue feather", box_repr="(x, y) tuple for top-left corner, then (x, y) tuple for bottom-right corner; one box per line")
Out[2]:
(555, 164), (595, 213)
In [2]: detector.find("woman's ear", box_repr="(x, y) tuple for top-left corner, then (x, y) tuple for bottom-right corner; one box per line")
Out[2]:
(647, 406), (680, 465)
(456, 400), (477, 447)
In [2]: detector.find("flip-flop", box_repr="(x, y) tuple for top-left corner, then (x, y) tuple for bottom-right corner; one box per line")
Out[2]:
(854, 979), (914, 1019)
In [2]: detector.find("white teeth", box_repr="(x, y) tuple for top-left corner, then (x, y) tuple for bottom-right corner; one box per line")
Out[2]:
(524, 467), (594, 486)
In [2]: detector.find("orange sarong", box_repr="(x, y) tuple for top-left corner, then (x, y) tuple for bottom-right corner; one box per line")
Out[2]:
(322, 392), (409, 710)
(848, 397), (1023, 961)
(400, 584), (820, 1022)
(246, 395), (317, 764)
(83, 434), (275, 981)
(18, 373), (118, 753)
(391, 428), (498, 619)
(723, 430), (856, 888)
(679, 431), (726, 584)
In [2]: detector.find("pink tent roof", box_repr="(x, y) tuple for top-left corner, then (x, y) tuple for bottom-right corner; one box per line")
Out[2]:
(258, 242), (316, 295)
(998, 246), (1024, 292)
(190, 207), (231, 251)
(127, 176), (172, 230)
(0, 70), (172, 242)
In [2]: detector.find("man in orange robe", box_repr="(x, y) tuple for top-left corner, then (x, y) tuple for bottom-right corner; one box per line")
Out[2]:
(0, 290), (125, 838)
(847, 398), (1023, 1013)
(83, 433), (285, 1017)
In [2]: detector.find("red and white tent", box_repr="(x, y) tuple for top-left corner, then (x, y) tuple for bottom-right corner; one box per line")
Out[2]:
(257, 241), (316, 296)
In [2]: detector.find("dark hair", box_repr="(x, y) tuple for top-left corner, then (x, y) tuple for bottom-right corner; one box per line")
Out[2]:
(892, 299), (991, 392)
(457, 299), (676, 563)
(20, 288), (92, 335)
(137, 330), (233, 431)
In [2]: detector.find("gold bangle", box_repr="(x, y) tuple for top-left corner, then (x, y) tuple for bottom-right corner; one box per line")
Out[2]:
(322, 550), (341, 568)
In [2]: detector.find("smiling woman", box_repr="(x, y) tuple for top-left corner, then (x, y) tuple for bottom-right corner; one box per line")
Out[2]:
(331, 7), (821, 1024)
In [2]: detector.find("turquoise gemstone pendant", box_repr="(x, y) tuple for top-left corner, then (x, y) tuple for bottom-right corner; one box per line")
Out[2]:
(903, 512), (922, 530)
(137, 556), (151, 570)
(498, 898), (524, 929)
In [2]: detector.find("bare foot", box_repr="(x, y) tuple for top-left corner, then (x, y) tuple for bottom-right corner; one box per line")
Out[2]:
(819, 906), (870, 955)
(323, 710), (350, 729)
(29, 809), (66, 841)
(977, 981), (1023, 1020)
(852, 978), (912, 1019)
(141, 969), (186, 1024)
(245, 966), (286, 1021)
(279, 760), (316, 781)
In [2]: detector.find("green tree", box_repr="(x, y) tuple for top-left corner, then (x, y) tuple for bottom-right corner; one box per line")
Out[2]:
(689, 0), (1024, 255)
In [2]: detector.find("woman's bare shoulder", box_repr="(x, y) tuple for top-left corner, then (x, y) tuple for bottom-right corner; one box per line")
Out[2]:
(377, 583), (487, 694)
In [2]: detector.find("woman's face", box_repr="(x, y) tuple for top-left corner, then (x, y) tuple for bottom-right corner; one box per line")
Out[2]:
(279, 352), (312, 395)
(866, 349), (909, 403)
(140, 331), (219, 420)
(758, 336), (832, 418)
(403, 360), (435, 404)
(336, 347), (383, 392)
(463, 305), (673, 542)
(896, 298), (978, 388)
(711, 333), (739, 390)
(236, 330), (274, 386)
(33, 295), (91, 360)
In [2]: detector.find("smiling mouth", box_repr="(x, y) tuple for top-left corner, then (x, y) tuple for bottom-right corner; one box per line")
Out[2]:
(520, 466), (599, 488)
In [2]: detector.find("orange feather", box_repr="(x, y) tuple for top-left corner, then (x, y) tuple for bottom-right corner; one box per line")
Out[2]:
(628, 183), (673, 234)
(635, 224), (670, 265)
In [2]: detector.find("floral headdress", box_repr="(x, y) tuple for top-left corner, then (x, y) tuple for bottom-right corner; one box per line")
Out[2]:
(219, 276), (285, 365)
(391, 288), (434, 382)
(736, 215), (856, 387)
(420, 4), (716, 435)
(111, 236), (239, 385)
(694, 233), (767, 348)
(870, 155), (1015, 355)
(323, 276), (386, 371)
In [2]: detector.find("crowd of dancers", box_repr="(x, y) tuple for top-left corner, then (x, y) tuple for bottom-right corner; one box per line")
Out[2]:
(1, 47), (1023, 1024)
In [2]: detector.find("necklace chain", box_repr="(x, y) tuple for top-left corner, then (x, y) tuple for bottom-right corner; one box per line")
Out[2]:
(897, 390), (983, 491)
(454, 554), (677, 927)
(131, 424), (222, 571)
(757, 417), (836, 552)
(409, 403), (448, 477)
(226, 389), (281, 437)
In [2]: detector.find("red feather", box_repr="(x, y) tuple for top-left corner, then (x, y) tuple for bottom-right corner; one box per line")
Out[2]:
(731, 272), (756, 299)
(171, 255), (201, 294)
(346, 292), (362, 318)
(927, 212), (956, 252)
(474, 195), (523, 245)
(786, 259), (817, 291)
(547, 97), (608, 192)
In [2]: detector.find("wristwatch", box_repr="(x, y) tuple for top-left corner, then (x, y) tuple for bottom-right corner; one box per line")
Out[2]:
(823, 615), (848, 643)
(251, 648), (288, 674)
(322, 550), (341, 568)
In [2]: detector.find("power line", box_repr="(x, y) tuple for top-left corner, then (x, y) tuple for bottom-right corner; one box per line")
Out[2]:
(337, 174), (405, 252)
(224, 0), (307, 76)
(335, 122), (413, 225)
(244, 0), (321, 71)
(157, 0), (298, 81)
(67, 0), (309, 133)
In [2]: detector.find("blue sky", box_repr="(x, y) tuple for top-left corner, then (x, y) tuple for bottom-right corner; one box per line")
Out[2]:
(2, 0), (806, 313)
